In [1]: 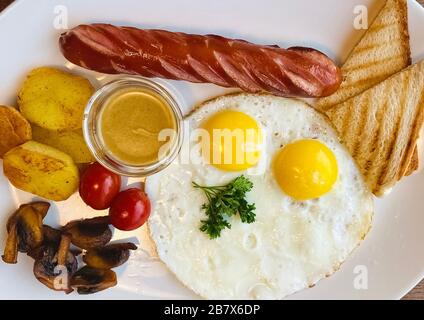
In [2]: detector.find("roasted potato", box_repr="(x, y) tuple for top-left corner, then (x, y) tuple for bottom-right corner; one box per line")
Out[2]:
(0, 105), (32, 157)
(17, 67), (94, 131)
(32, 125), (95, 164)
(3, 141), (79, 201)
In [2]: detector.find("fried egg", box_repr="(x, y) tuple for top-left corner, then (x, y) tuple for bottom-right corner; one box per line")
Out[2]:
(147, 93), (373, 299)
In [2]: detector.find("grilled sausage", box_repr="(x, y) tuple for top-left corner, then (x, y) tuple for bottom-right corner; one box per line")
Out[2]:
(59, 24), (342, 97)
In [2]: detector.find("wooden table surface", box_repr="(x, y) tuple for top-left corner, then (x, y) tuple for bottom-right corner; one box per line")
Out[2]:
(0, 0), (423, 300)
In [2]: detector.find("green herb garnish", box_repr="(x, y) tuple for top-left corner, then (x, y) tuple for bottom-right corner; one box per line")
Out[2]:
(192, 176), (256, 239)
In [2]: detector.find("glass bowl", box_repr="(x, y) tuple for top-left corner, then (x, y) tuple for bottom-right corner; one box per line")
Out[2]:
(83, 77), (184, 177)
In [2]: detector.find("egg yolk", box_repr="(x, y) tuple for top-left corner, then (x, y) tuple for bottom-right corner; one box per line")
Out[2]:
(201, 110), (262, 171)
(273, 139), (338, 200)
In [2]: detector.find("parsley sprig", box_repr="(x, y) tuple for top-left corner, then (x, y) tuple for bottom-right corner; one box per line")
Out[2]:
(192, 176), (256, 239)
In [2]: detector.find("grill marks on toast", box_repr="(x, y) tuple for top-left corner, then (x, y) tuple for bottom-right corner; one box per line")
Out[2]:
(370, 76), (408, 187)
(376, 73), (411, 185)
(346, 93), (370, 157)
(316, 0), (421, 186)
(316, 0), (410, 112)
(369, 21), (397, 34)
(349, 83), (388, 174)
(397, 91), (424, 178)
(352, 38), (404, 55)
(342, 54), (406, 74)
(326, 62), (424, 195)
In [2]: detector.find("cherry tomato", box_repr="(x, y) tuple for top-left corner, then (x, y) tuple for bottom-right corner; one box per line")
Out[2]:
(109, 188), (151, 231)
(79, 162), (121, 210)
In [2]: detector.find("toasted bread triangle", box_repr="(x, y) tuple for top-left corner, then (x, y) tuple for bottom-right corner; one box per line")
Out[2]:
(326, 60), (424, 196)
(316, 0), (419, 176)
(316, 0), (411, 111)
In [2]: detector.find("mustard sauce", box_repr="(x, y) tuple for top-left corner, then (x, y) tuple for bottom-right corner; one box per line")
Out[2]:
(100, 87), (177, 165)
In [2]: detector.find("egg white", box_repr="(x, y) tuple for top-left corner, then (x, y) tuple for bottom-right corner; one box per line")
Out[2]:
(147, 93), (373, 299)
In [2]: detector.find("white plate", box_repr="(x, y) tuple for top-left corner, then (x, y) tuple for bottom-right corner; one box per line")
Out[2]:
(0, 0), (424, 300)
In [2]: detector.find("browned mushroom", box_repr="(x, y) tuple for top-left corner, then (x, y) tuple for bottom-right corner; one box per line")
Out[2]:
(42, 225), (83, 257)
(28, 225), (63, 260)
(2, 202), (50, 264)
(28, 226), (83, 260)
(63, 216), (112, 249)
(6, 202), (50, 231)
(70, 266), (117, 294)
(33, 234), (78, 293)
(42, 225), (62, 244)
(2, 220), (18, 264)
(29, 202), (50, 217)
(83, 242), (137, 269)
(2, 204), (132, 295)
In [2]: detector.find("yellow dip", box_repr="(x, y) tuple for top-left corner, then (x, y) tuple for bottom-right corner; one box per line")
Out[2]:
(100, 87), (177, 165)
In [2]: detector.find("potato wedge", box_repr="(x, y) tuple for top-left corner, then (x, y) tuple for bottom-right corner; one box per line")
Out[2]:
(18, 67), (94, 130)
(0, 105), (32, 157)
(32, 125), (95, 164)
(3, 141), (79, 201)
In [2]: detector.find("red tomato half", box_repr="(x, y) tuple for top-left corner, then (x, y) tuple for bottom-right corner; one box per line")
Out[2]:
(109, 188), (151, 231)
(79, 162), (121, 210)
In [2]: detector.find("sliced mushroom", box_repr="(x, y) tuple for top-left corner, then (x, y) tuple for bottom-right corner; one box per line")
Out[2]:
(17, 206), (44, 252)
(28, 226), (83, 260)
(2, 220), (18, 264)
(29, 202), (50, 218)
(42, 226), (82, 256)
(70, 266), (117, 294)
(42, 225), (62, 245)
(27, 225), (62, 260)
(63, 216), (112, 249)
(2, 202), (50, 263)
(83, 243), (137, 269)
(6, 202), (50, 231)
(56, 234), (71, 265)
(33, 234), (77, 293)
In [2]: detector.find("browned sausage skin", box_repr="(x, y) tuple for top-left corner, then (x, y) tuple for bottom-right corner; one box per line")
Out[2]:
(59, 24), (341, 98)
